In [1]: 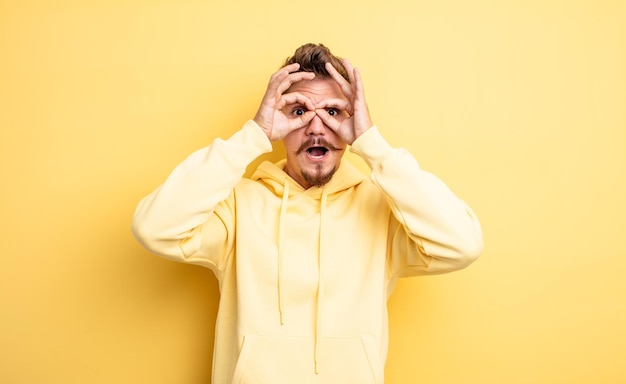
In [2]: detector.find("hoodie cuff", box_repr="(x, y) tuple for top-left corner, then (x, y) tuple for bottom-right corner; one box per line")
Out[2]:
(349, 126), (394, 171)
(239, 120), (274, 155)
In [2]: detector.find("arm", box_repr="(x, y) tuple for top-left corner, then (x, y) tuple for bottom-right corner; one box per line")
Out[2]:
(132, 63), (317, 270)
(351, 128), (483, 276)
(131, 121), (272, 270)
(322, 59), (482, 275)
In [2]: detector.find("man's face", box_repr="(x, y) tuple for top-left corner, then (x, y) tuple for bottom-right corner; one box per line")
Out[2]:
(282, 78), (349, 189)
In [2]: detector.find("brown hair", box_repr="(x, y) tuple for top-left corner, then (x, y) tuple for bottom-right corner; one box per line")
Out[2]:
(283, 43), (350, 83)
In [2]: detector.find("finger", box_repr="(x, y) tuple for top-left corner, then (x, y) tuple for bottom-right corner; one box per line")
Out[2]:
(265, 64), (311, 99)
(325, 62), (353, 99)
(276, 92), (314, 111)
(283, 62), (301, 73)
(270, 63), (300, 81)
(342, 59), (357, 85)
(353, 67), (366, 103)
(325, 61), (349, 85)
(314, 109), (341, 131)
(266, 63), (300, 93)
(350, 67), (373, 131)
(275, 71), (316, 95)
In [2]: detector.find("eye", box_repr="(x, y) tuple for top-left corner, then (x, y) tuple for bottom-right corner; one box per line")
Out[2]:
(327, 108), (339, 116)
(293, 107), (306, 116)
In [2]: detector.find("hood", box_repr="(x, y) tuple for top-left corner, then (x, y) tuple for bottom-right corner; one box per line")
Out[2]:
(250, 158), (366, 374)
(251, 158), (366, 199)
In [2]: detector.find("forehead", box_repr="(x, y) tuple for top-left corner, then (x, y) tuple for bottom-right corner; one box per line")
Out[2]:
(286, 78), (346, 104)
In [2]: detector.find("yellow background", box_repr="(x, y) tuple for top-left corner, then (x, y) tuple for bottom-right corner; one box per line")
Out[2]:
(1, 0), (625, 383)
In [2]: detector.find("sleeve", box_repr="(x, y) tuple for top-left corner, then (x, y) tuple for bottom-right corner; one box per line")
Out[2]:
(350, 127), (483, 277)
(131, 120), (273, 275)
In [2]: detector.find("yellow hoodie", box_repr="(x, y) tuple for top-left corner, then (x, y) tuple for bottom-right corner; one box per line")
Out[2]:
(132, 120), (483, 383)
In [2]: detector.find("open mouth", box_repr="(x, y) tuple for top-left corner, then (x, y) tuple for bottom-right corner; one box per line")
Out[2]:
(297, 138), (341, 161)
(306, 146), (329, 159)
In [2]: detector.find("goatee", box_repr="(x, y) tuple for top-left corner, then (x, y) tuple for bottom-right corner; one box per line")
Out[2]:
(302, 164), (337, 188)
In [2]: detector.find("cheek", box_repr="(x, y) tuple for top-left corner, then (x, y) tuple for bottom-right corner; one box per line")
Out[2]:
(330, 131), (348, 147)
(282, 132), (301, 151)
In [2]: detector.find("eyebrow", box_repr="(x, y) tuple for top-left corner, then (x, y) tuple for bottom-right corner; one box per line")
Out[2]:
(286, 103), (308, 109)
(319, 99), (349, 109)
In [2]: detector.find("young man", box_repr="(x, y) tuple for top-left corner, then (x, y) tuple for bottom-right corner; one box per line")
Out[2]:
(132, 43), (483, 383)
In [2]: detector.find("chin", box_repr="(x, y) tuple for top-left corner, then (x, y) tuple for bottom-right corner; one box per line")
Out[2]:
(302, 164), (337, 188)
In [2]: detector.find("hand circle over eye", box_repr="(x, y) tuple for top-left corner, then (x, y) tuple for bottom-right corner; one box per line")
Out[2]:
(255, 58), (372, 143)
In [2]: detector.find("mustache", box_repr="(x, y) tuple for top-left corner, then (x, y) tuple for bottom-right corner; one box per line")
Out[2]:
(296, 137), (342, 154)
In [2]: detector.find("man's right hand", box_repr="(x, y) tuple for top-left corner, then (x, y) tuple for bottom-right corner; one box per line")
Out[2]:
(254, 63), (316, 142)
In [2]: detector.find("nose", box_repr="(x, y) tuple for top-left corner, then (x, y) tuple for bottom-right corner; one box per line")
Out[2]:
(304, 114), (326, 136)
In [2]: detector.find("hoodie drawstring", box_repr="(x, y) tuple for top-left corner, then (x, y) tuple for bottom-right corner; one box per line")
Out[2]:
(276, 180), (328, 374)
(277, 180), (289, 325)
(314, 190), (328, 374)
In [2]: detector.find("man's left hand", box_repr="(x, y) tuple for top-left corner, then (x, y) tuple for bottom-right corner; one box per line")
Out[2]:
(315, 59), (373, 145)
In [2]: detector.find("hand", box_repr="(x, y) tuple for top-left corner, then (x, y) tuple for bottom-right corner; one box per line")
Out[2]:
(254, 63), (317, 141)
(315, 59), (373, 145)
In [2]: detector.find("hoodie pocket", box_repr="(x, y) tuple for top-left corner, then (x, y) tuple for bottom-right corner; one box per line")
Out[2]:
(231, 335), (384, 384)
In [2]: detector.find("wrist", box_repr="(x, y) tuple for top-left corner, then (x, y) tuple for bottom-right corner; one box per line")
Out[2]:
(253, 117), (273, 140)
(350, 126), (392, 169)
